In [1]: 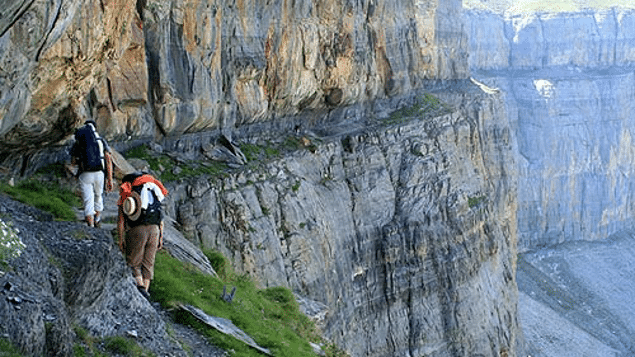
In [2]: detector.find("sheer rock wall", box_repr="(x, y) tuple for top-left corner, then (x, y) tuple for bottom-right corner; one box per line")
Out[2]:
(466, 8), (635, 250)
(165, 88), (521, 357)
(0, 0), (468, 169)
(0, 1), (526, 356)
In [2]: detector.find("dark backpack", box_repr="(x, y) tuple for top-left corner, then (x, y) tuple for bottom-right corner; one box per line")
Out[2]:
(71, 123), (105, 173)
(122, 173), (163, 227)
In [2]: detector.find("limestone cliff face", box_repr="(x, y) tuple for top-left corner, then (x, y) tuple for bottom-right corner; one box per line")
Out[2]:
(467, 8), (635, 71)
(0, 0), (468, 168)
(165, 88), (520, 356)
(466, 8), (635, 250)
(0, 1), (524, 356)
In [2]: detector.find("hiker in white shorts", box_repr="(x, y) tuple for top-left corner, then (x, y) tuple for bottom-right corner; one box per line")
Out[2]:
(69, 119), (113, 227)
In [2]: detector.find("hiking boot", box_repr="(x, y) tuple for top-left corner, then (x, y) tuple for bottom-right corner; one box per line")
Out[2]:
(94, 212), (101, 228)
(137, 285), (151, 300)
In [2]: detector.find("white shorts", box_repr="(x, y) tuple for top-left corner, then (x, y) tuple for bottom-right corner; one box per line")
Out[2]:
(79, 171), (104, 217)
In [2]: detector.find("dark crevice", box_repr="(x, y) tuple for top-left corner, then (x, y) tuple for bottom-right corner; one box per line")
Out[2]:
(35, 0), (63, 61)
(136, 0), (146, 21)
(0, 0), (37, 39)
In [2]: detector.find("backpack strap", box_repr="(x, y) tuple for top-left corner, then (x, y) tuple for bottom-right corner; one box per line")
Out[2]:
(87, 123), (106, 171)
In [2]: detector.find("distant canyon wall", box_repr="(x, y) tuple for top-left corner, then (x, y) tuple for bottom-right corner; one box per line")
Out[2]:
(466, 8), (635, 250)
(0, 0), (468, 170)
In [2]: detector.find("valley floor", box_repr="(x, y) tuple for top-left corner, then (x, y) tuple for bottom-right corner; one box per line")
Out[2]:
(518, 231), (635, 356)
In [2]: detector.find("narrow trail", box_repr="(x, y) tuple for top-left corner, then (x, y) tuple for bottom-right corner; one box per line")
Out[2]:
(72, 183), (226, 357)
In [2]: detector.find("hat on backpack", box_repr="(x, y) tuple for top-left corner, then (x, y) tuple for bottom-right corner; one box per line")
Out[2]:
(122, 191), (142, 221)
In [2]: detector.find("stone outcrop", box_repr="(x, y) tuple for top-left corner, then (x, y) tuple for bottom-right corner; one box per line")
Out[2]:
(0, 0), (468, 171)
(466, 8), (635, 250)
(164, 87), (521, 356)
(0, 194), (222, 356)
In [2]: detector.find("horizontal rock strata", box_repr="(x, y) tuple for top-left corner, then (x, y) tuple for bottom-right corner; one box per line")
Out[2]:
(165, 87), (521, 356)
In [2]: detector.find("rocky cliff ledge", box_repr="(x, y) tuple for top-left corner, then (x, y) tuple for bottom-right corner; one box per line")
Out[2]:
(160, 86), (520, 356)
(0, 0), (468, 172)
(1, 82), (522, 356)
(0, 0), (525, 355)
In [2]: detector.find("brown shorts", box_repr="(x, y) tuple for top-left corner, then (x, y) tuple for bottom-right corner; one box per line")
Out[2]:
(125, 224), (160, 281)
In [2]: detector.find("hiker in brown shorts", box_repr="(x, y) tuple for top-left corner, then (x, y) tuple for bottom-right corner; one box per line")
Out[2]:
(117, 172), (168, 300)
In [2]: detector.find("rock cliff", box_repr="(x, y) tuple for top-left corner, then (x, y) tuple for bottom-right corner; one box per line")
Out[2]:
(0, 83), (522, 356)
(466, 5), (635, 356)
(163, 87), (520, 356)
(0, 0), (468, 171)
(0, 0), (526, 356)
(466, 7), (635, 250)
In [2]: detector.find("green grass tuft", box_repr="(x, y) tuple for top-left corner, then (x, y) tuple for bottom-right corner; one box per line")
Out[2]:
(385, 93), (451, 125)
(71, 325), (154, 357)
(151, 250), (328, 357)
(240, 142), (283, 166)
(0, 179), (80, 221)
(102, 336), (155, 357)
(125, 144), (227, 182)
(468, 195), (487, 208)
(0, 338), (23, 357)
(205, 249), (230, 278)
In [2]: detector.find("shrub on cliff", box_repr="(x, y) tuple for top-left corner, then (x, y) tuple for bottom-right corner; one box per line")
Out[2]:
(0, 337), (22, 356)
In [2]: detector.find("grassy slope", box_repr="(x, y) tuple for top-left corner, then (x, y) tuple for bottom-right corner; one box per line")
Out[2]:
(0, 174), (80, 221)
(0, 169), (341, 356)
(152, 250), (334, 357)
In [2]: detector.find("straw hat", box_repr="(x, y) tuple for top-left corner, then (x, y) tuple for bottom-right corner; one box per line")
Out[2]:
(122, 191), (142, 221)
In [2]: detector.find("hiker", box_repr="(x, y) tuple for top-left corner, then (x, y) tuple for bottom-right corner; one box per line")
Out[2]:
(117, 172), (168, 299)
(69, 119), (113, 227)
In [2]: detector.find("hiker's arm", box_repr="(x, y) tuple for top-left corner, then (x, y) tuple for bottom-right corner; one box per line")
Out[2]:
(102, 137), (111, 153)
(104, 151), (114, 192)
(117, 206), (125, 252)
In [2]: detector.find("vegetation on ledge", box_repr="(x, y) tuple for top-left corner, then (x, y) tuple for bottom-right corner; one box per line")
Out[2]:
(384, 93), (451, 126)
(152, 249), (347, 357)
(0, 164), (81, 221)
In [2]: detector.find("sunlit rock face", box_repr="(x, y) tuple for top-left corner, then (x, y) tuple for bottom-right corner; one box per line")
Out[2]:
(467, 8), (635, 71)
(0, 0), (468, 168)
(466, 8), (635, 250)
